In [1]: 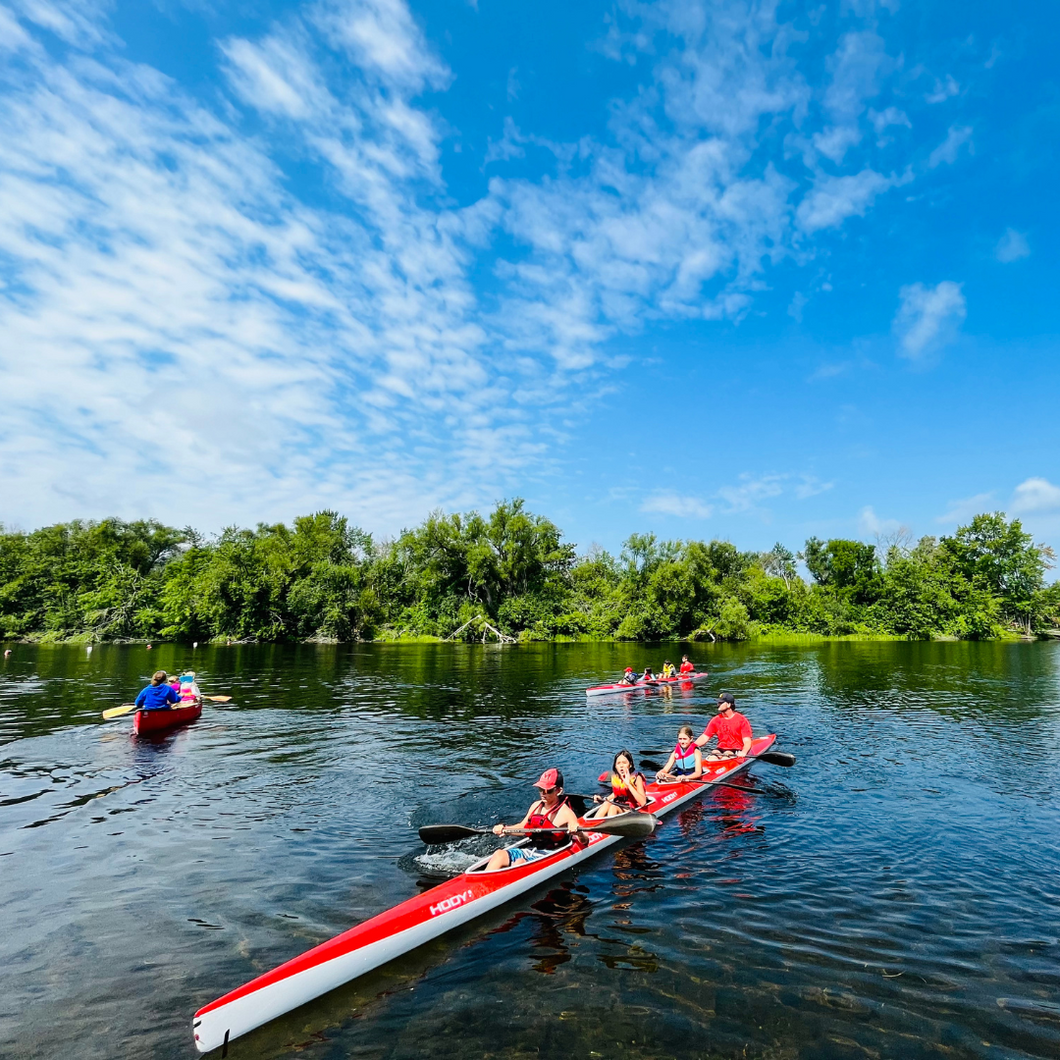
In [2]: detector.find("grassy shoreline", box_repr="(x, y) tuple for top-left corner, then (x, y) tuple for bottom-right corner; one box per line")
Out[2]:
(4, 630), (1040, 647)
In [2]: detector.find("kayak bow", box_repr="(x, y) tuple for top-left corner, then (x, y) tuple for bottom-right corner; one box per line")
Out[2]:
(585, 671), (709, 697)
(192, 733), (777, 1053)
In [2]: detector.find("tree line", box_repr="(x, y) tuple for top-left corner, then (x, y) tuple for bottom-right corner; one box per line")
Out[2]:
(1, 501), (1057, 643)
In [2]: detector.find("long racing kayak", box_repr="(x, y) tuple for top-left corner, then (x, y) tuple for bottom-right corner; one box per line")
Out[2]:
(585, 671), (709, 697)
(192, 733), (776, 1053)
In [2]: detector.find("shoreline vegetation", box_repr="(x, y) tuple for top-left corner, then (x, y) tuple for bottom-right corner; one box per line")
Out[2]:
(1, 501), (1058, 645)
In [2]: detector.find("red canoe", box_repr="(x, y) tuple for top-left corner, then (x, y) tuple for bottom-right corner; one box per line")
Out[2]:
(585, 671), (709, 697)
(192, 733), (777, 1053)
(133, 701), (203, 735)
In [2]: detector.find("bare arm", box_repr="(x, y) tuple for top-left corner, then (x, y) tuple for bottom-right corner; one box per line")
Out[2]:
(690, 749), (704, 779)
(493, 805), (535, 836)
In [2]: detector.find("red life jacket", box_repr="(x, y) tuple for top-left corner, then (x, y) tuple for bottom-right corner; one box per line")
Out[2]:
(526, 797), (570, 849)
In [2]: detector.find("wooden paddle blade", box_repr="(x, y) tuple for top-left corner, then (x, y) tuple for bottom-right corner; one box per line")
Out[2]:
(755, 750), (796, 767)
(102, 704), (138, 720)
(586, 812), (657, 838)
(203, 695), (232, 703)
(418, 824), (487, 845)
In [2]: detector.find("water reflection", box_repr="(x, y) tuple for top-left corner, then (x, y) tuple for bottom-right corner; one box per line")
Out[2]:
(0, 640), (1058, 1060)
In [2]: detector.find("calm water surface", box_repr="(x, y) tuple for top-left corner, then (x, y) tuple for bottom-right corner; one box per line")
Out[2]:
(1, 641), (1058, 1060)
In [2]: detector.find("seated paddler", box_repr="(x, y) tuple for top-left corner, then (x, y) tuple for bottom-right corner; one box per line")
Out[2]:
(656, 725), (703, 783)
(593, 749), (648, 816)
(487, 768), (585, 870)
(135, 670), (181, 712)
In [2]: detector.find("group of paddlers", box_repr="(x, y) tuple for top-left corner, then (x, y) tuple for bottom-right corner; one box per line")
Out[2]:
(134, 670), (201, 710)
(487, 691), (754, 870)
(618, 655), (696, 684)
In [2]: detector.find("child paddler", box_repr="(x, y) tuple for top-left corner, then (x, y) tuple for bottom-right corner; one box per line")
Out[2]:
(661, 660), (677, 678)
(593, 749), (648, 817)
(655, 725), (703, 783)
(487, 768), (585, 870)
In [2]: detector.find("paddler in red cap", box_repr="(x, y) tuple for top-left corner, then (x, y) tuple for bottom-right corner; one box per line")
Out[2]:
(486, 768), (585, 871)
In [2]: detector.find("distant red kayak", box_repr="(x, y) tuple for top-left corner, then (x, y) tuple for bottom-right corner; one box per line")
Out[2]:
(133, 702), (203, 735)
(585, 671), (709, 697)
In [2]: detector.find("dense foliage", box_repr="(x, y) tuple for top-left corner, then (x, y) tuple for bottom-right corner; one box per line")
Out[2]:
(1, 503), (1057, 643)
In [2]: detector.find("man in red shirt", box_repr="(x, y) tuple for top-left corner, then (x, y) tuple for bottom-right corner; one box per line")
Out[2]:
(695, 693), (752, 759)
(679, 655), (695, 674)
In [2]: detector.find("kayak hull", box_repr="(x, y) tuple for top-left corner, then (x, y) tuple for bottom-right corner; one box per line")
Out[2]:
(193, 734), (777, 1053)
(585, 671), (709, 697)
(133, 701), (202, 735)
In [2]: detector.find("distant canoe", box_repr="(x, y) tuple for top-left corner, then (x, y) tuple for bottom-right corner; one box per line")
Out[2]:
(133, 701), (203, 735)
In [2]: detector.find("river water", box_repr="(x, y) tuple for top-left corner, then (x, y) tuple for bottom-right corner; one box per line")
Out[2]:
(1, 640), (1058, 1060)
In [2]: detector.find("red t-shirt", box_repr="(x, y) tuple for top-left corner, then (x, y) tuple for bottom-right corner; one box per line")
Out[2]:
(703, 711), (752, 750)
(679, 661), (694, 673)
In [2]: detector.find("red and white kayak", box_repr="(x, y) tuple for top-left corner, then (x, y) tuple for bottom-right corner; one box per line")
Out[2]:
(133, 701), (203, 735)
(192, 734), (777, 1053)
(585, 671), (709, 697)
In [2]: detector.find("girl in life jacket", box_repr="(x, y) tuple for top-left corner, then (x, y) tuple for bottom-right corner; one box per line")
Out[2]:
(655, 725), (703, 783)
(486, 768), (585, 871)
(593, 749), (648, 817)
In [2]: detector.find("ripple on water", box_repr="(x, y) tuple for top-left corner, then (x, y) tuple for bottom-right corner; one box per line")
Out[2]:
(1, 640), (1059, 1060)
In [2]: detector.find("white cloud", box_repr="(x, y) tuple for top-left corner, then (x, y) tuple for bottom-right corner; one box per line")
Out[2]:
(893, 281), (966, 360)
(0, 0), (948, 532)
(313, 0), (449, 92)
(1011, 478), (1060, 515)
(858, 506), (902, 537)
(936, 492), (995, 525)
(927, 124), (972, 168)
(221, 35), (329, 119)
(869, 106), (910, 136)
(995, 228), (1030, 263)
(717, 474), (785, 514)
(925, 74), (959, 104)
(796, 169), (895, 233)
(795, 475), (834, 500)
(640, 492), (713, 519)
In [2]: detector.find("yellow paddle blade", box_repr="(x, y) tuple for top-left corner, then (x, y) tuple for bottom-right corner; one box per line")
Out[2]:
(203, 695), (231, 703)
(102, 703), (138, 720)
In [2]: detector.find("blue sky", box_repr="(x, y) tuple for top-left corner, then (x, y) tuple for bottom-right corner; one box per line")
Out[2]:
(0, 0), (1057, 562)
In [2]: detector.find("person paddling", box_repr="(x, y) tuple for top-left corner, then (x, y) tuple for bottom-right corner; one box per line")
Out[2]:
(641, 666), (655, 683)
(487, 769), (584, 870)
(594, 750), (649, 816)
(656, 725), (703, 782)
(661, 660), (677, 678)
(618, 667), (638, 686)
(679, 655), (695, 674)
(178, 671), (202, 704)
(695, 693), (752, 759)
(135, 670), (180, 712)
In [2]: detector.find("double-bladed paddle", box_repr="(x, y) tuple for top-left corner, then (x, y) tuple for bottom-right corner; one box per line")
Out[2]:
(419, 812), (657, 846)
(102, 694), (231, 720)
(637, 759), (771, 796)
(641, 748), (796, 768)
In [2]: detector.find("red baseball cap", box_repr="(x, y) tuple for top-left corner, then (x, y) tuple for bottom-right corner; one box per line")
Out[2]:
(532, 768), (564, 789)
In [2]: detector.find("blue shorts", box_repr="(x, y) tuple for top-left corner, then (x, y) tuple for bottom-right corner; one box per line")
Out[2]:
(508, 845), (549, 864)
